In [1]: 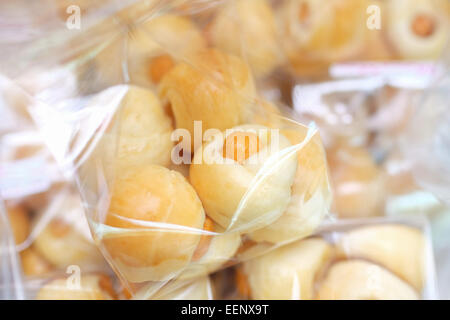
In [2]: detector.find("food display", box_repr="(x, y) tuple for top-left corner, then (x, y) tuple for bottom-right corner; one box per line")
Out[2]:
(0, 0), (448, 302)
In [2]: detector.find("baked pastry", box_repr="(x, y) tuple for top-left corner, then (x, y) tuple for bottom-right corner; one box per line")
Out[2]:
(95, 14), (206, 88)
(79, 85), (174, 192)
(209, 0), (283, 77)
(36, 273), (116, 300)
(101, 85), (172, 168)
(102, 164), (205, 282)
(241, 238), (333, 299)
(385, 0), (450, 59)
(276, 0), (367, 75)
(327, 146), (385, 218)
(190, 124), (298, 232)
(249, 126), (331, 243)
(316, 260), (419, 300)
(336, 224), (426, 290)
(159, 49), (257, 152)
(33, 192), (106, 271)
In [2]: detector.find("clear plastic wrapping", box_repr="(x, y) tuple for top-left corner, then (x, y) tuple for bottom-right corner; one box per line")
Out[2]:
(1, 0), (448, 300)
(232, 217), (438, 300)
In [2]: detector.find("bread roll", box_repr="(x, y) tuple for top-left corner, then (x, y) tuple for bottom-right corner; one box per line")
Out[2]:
(276, 0), (367, 75)
(209, 0), (283, 77)
(385, 0), (450, 59)
(79, 85), (174, 193)
(34, 218), (104, 270)
(242, 238), (333, 299)
(336, 224), (426, 290)
(316, 260), (419, 300)
(102, 164), (205, 282)
(249, 126), (331, 243)
(159, 49), (257, 152)
(190, 124), (297, 233)
(104, 86), (173, 169)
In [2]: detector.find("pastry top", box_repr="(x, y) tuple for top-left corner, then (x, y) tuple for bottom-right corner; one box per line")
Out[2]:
(159, 48), (257, 151)
(277, 0), (367, 61)
(243, 238), (333, 299)
(101, 164), (205, 282)
(336, 224), (426, 290)
(114, 86), (173, 167)
(248, 126), (331, 243)
(385, 0), (450, 59)
(106, 165), (204, 230)
(82, 85), (173, 175)
(190, 124), (298, 232)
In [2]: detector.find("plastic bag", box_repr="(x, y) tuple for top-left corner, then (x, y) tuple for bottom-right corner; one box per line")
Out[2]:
(2, 0), (447, 301)
(2, 1), (333, 298)
(233, 217), (437, 300)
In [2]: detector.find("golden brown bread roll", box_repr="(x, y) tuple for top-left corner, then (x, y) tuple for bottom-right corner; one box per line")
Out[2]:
(242, 238), (333, 299)
(159, 49), (257, 152)
(276, 0), (367, 75)
(79, 85), (174, 193)
(316, 260), (419, 300)
(29, 191), (104, 271)
(102, 164), (205, 282)
(209, 0), (283, 77)
(384, 0), (450, 59)
(249, 126), (331, 243)
(190, 124), (298, 233)
(36, 273), (116, 300)
(33, 218), (105, 270)
(336, 224), (426, 290)
(102, 86), (173, 169)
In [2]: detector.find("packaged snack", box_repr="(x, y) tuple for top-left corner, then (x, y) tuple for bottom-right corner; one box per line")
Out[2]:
(276, 0), (368, 76)
(236, 218), (437, 300)
(384, 0), (450, 60)
(1, 0), (447, 302)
